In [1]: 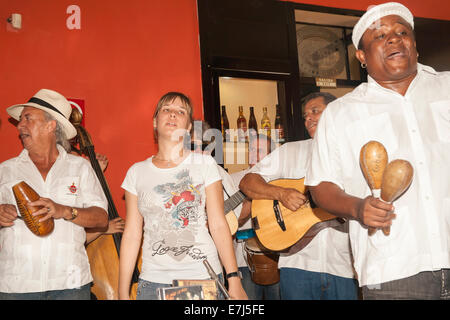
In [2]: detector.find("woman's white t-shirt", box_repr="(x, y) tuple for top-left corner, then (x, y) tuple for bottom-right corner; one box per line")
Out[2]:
(121, 152), (222, 284)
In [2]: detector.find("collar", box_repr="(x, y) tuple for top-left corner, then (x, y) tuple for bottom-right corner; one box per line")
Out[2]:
(367, 63), (437, 85)
(18, 144), (67, 162)
(366, 63), (436, 96)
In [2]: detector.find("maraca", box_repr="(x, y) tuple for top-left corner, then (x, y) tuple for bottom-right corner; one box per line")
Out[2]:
(379, 159), (414, 235)
(12, 181), (54, 236)
(359, 141), (388, 235)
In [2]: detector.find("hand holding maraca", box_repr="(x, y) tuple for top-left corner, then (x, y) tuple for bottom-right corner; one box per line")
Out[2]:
(360, 141), (392, 235)
(354, 195), (395, 233)
(359, 141), (413, 236)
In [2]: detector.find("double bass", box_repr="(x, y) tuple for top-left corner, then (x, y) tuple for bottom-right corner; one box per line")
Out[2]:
(70, 109), (140, 300)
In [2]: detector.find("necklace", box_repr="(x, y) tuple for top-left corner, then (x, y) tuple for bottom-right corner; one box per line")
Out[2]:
(153, 153), (188, 168)
(154, 149), (190, 164)
(153, 156), (176, 168)
(153, 156), (172, 162)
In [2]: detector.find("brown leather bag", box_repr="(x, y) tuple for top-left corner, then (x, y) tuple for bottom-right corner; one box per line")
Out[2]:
(12, 181), (54, 236)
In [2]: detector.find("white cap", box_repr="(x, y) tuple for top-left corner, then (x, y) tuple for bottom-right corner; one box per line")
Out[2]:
(352, 2), (414, 49)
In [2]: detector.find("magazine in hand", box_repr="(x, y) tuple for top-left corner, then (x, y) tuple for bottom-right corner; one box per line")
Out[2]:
(172, 279), (219, 300)
(157, 285), (204, 300)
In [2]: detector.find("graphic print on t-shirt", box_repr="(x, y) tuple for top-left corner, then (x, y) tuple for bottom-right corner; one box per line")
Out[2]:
(154, 169), (203, 229)
(145, 169), (208, 263)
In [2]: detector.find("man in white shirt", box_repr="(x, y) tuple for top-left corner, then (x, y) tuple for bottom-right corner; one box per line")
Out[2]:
(0, 89), (108, 299)
(231, 133), (281, 300)
(239, 92), (358, 300)
(306, 2), (450, 299)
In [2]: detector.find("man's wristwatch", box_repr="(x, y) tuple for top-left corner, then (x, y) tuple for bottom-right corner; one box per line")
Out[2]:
(226, 271), (242, 280)
(64, 207), (78, 221)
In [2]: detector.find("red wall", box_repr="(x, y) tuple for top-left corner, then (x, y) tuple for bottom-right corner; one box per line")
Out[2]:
(0, 0), (448, 218)
(0, 0), (203, 217)
(285, 0), (450, 21)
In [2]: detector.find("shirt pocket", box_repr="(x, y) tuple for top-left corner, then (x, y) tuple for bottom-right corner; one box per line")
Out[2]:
(430, 100), (450, 142)
(55, 176), (81, 207)
(55, 242), (76, 279)
(344, 112), (398, 191)
(345, 112), (399, 157)
(0, 180), (21, 207)
(2, 244), (33, 277)
(368, 205), (413, 256)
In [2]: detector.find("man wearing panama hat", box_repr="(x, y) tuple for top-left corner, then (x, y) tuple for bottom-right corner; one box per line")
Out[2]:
(306, 2), (450, 299)
(0, 89), (108, 299)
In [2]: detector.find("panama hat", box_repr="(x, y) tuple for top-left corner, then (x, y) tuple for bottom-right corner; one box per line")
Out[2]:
(6, 89), (77, 139)
(352, 2), (414, 49)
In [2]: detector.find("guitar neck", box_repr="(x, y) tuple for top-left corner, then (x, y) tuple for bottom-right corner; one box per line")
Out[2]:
(224, 191), (246, 214)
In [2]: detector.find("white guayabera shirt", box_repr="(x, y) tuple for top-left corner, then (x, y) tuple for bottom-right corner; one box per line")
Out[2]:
(0, 145), (107, 293)
(306, 64), (450, 286)
(250, 139), (356, 279)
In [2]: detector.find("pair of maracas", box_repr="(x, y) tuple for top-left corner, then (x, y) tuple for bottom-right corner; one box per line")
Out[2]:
(360, 141), (414, 236)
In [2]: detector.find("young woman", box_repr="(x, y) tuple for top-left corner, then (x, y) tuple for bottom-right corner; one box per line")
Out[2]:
(118, 92), (247, 300)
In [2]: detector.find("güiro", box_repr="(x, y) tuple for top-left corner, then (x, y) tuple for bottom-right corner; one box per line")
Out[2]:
(12, 181), (54, 236)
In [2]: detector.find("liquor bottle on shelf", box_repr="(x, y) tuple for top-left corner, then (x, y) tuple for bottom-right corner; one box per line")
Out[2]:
(237, 105), (247, 142)
(261, 107), (271, 138)
(248, 106), (258, 140)
(274, 104), (285, 143)
(221, 105), (230, 142)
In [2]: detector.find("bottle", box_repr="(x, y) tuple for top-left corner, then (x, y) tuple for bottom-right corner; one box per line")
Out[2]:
(237, 106), (247, 142)
(261, 107), (271, 138)
(221, 105), (230, 141)
(274, 104), (285, 143)
(248, 106), (258, 139)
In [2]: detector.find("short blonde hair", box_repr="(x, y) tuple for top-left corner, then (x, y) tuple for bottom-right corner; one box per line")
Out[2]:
(153, 92), (193, 122)
(153, 92), (194, 141)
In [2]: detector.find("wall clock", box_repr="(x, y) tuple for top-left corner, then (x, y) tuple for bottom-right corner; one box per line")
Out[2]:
(296, 25), (346, 78)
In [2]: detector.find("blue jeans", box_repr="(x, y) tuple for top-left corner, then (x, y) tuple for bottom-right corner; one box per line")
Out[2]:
(362, 269), (450, 300)
(239, 267), (280, 300)
(280, 268), (358, 300)
(0, 283), (91, 300)
(136, 275), (226, 300)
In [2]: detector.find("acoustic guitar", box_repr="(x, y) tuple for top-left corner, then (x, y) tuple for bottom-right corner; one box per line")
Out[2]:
(223, 190), (246, 235)
(251, 178), (342, 252)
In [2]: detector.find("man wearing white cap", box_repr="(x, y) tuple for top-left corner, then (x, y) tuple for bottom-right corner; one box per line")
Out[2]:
(240, 92), (358, 300)
(306, 2), (450, 299)
(0, 89), (108, 299)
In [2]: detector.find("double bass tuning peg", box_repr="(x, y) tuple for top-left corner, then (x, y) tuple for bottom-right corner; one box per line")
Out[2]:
(69, 108), (93, 150)
(70, 108), (83, 127)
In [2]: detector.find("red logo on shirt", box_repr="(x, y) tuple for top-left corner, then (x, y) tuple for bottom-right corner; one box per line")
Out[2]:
(68, 183), (77, 194)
